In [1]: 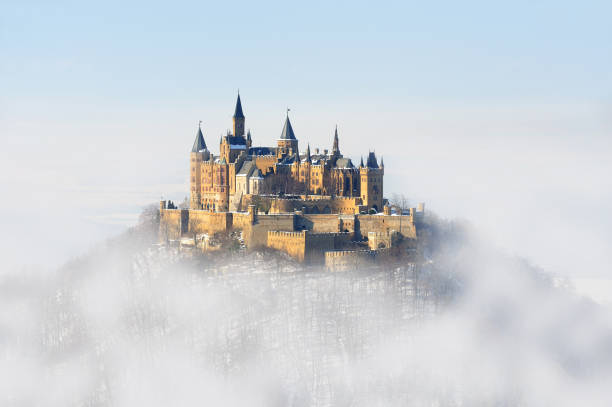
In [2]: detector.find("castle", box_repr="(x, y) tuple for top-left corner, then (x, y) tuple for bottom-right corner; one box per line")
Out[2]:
(189, 93), (383, 214)
(160, 93), (424, 266)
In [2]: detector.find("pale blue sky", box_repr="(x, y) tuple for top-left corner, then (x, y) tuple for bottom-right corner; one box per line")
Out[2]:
(1, 1), (611, 275)
(3, 0), (611, 105)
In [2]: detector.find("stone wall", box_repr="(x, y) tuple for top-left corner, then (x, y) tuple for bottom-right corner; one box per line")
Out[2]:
(356, 214), (416, 239)
(159, 202), (419, 253)
(186, 211), (232, 235)
(267, 231), (307, 262)
(368, 230), (401, 250)
(304, 233), (337, 263)
(250, 214), (296, 248)
(297, 214), (341, 233)
(159, 209), (188, 240)
(324, 248), (393, 271)
(266, 231), (353, 263)
(232, 212), (253, 230)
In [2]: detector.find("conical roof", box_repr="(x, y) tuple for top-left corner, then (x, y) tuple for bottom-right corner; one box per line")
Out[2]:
(233, 93), (244, 118)
(280, 116), (296, 140)
(191, 125), (207, 152)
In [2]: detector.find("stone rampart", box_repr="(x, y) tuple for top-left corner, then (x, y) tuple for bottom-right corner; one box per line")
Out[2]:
(266, 231), (354, 263)
(267, 230), (307, 262)
(186, 210), (232, 235)
(356, 214), (416, 239)
(324, 248), (393, 271)
(250, 214), (296, 248)
(232, 212), (253, 230)
(297, 214), (340, 233)
(159, 209), (188, 240)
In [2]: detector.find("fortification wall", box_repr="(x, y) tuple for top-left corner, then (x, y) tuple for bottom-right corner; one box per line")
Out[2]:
(304, 233), (335, 263)
(338, 215), (355, 233)
(267, 230), (307, 262)
(324, 248), (393, 271)
(232, 212), (253, 229)
(356, 214), (416, 239)
(368, 230), (400, 250)
(186, 211), (232, 235)
(266, 231), (353, 263)
(249, 214), (296, 248)
(297, 214), (340, 233)
(159, 209), (188, 240)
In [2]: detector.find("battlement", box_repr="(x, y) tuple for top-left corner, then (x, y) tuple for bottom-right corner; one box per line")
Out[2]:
(268, 230), (307, 239)
(325, 248), (393, 271)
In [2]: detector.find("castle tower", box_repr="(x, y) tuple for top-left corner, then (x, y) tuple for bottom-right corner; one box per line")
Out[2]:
(233, 92), (245, 137)
(190, 123), (210, 209)
(359, 151), (384, 212)
(221, 94), (248, 163)
(277, 112), (299, 158)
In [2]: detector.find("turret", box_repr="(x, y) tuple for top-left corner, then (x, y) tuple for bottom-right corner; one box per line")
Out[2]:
(277, 111), (299, 158)
(232, 92), (245, 137)
(359, 151), (384, 212)
(190, 122), (209, 209)
(221, 95), (248, 163)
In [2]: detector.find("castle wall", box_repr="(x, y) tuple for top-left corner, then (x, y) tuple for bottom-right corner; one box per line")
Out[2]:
(159, 209), (188, 240)
(368, 230), (400, 250)
(185, 210), (232, 235)
(297, 214), (340, 233)
(267, 231), (307, 262)
(324, 248), (393, 271)
(266, 231), (351, 263)
(267, 196), (360, 215)
(356, 214), (416, 239)
(232, 212), (253, 230)
(249, 214), (296, 248)
(304, 233), (335, 263)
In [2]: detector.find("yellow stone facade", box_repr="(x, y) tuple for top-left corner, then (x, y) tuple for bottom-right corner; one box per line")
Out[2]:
(160, 93), (425, 263)
(188, 93), (385, 214)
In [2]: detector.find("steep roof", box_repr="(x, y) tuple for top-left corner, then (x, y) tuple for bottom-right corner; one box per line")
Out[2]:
(280, 116), (296, 140)
(226, 135), (246, 146)
(191, 126), (207, 152)
(366, 151), (379, 168)
(236, 160), (255, 176)
(233, 93), (244, 118)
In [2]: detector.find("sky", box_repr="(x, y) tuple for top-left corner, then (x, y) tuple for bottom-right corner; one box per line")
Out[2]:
(1, 0), (611, 276)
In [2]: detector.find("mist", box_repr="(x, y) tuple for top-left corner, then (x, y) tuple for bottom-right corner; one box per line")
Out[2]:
(2, 215), (612, 406)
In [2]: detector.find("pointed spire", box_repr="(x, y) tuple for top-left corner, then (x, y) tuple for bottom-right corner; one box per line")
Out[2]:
(247, 129), (252, 141)
(332, 125), (340, 155)
(360, 156), (364, 167)
(233, 91), (244, 119)
(380, 156), (384, 168)
(280, 115), (296, 140)
(191, 122), (207, 152)
(306, 143), (311, 162)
